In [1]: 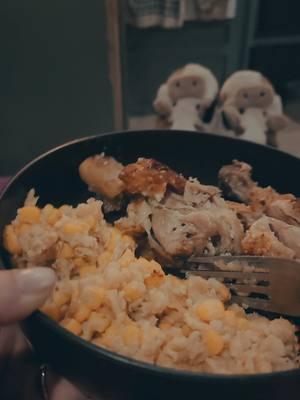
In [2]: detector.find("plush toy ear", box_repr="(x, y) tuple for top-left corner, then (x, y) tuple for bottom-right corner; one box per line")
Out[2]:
(202, 98), (218, 123)
(153, 83), (172, 116)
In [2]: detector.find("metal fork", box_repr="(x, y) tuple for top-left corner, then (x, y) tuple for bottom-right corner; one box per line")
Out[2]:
(178, 256), (300, 317)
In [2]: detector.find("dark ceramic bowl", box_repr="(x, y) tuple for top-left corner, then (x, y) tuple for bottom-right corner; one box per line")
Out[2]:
(0, 131), (299, 400)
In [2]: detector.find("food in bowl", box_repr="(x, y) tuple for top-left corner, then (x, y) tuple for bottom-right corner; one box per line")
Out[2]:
(3, 156), (299, 374)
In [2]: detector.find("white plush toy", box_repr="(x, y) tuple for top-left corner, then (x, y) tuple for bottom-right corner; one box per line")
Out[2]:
(153, 64), (219, 131)
(218, 70), (288, 146)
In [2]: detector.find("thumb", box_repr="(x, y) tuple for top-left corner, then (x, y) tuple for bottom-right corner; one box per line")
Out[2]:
(0, 267), (56, 325)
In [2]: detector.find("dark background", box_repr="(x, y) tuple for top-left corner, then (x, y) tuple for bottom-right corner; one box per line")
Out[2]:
(0, 0), (114, 175)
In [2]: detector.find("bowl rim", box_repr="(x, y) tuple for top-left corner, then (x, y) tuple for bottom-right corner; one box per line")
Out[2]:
(1, 129), (300, 382)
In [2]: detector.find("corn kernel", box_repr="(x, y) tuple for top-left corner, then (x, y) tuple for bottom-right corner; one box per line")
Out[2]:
(123, 283), (143, 302)
(46, 208), (61, 225)
(62, 223), (86, 235)
(101, 323), (118, 347)
(79, 265), (97, 277)
(3, 225), (22, 255)
(41, 303), (61, 321)
(14, 223), (30, 236)
(145, 272), (164, 289)
(18, 206), (40, 224)
(89, 311), (111, 333)
(229, 304), (246, 318)
(160, 322), (172, 331)
(59, 205), (71, 213)
(119, 249), (135, 268)
(217, 285), (231, 302)
(97, 251), (112, 268)
(224, 310), (236, 326)
(81, 286), (105, 310)
(53, 290), (71, 307)
(196, 299), (225, 322)
(73, 304), (91, 323)
(237, 318), (250, 330)
(203, 329), (224, 356)
(74, 257), (88, 268)
(61, 318), (82, 335)
(92, 337), (104, 347)
(106, 229), (117, 253)
(123, 324), (142, 347)
(58, 243), (74, 259)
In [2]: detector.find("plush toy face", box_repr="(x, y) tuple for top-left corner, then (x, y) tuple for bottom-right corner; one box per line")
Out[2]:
(168, 76), (205, 103)
(235, 85), (274, 109)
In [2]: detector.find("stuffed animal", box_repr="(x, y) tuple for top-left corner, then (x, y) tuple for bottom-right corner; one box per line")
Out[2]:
(219, 70), (288, 146)
(153, 64), (219, 131)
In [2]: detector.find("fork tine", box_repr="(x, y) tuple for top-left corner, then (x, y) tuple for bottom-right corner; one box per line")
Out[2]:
(185, 270), (270, 281)
(228, 283), (270, 296)
(231, 296), (272, 312)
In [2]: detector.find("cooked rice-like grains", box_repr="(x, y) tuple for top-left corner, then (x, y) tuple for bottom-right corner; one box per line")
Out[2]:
(3, 195), (299, 374)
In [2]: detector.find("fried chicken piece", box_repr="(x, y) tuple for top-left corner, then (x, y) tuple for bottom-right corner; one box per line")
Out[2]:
(219, 161), (300, 227)
(119, 158), (186, 201)
(149, 181), (244, 258)
(115, 198), (152, 235)
(79, 154), (124, 199)
(226, 201), (260, 229)
(218, 160), (257, 203)
(242, 216), (300, 259)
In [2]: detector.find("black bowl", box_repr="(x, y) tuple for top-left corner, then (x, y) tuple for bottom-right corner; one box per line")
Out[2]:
(0, 131), (299, 400)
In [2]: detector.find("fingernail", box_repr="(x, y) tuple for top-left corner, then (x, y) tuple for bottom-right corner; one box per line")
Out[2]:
(16, 268), (56, 294)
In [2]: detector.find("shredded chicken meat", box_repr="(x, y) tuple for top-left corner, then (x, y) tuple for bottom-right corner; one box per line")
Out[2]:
(79, 155), (300, 263)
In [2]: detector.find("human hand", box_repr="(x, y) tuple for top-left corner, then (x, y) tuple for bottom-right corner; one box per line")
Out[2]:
(0, 267), (88, 400)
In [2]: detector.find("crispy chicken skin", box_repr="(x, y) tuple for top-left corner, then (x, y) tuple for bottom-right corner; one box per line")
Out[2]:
(119, 158), (186, 201)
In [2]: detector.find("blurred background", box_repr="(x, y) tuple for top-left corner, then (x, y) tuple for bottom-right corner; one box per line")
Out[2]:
(1, 0), (300, 175)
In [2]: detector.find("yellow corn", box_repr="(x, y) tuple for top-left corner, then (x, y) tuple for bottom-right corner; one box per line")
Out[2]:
(119, 249), (135, 268)
(196, 299), (225, 322)
(41, 303), (61, 322)
(45, 206), (61, 225)
(237, 318), (250, 330)
(100, 323), (118, 347)
(17, 223), (31, 235)
(224, 310), (236, 326)
(18, 206), (41, 224)
(3, 225), (22, 255)
(97, 251), (112, 268)
(61, 318), (82, 335)
(160, 322), (172, 331)
(79, 265), (97, 278)
(203, 329), (224, 356)
(145, 272), (164, 289)
(59, 205), (71, 213)
(122, 323), (142, 347)
(58, 243), (74, 259)
(106, 229), (118, 253)
(81, 286), (105, 310)
(73, 303), (92, 323)
(53, 290), (71, 307)
(89, 311), (111, 333)
(123, 283), (143, 302)
(74, 257), (89, 268)
(62, 222), (86, 235)
(229, 304), (246, 318)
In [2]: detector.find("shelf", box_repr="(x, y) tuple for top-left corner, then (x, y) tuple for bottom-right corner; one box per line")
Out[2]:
(251, 35), (300, 47)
